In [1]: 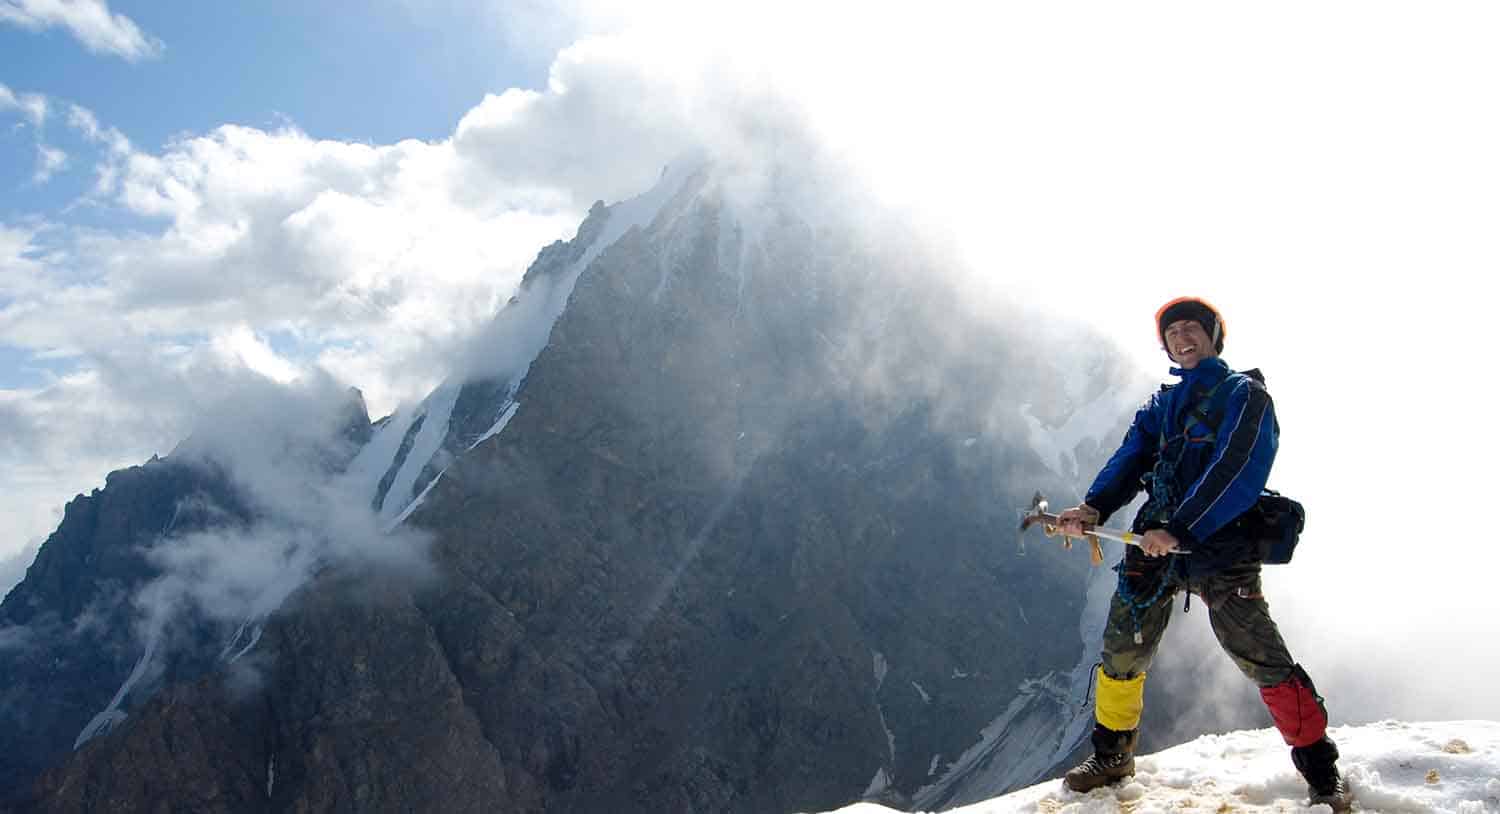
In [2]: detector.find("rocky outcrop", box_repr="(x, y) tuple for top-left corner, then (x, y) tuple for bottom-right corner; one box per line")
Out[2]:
(0, 458), (251, 807)
(29, 673), (270, 813)
(1, 389), (376, 808)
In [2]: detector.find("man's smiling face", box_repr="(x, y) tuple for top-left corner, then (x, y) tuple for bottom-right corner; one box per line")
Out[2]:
(1164, 319), (1216, 369)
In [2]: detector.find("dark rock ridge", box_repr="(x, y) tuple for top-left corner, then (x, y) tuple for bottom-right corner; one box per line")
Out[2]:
(0, 389), (374, 808)
(0, 457), (250, 803)
(11, 159), (1149, 812)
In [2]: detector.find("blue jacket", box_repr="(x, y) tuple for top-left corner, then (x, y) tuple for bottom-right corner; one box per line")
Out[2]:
(1084, 357), (1278, 576)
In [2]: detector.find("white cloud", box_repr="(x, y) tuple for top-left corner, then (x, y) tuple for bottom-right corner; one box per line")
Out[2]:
(1, 83), (68, 186)
(451, 36), (700, 206)
(211, 325), (300, 385)
(33, 143), (67, 183)
(1, 122), (584, 401)
(0, 371), (169, 558)
(0, 221), (48, 286)
(65, 102), (129, 153)
(0, 81), (48, 126)
(0, 536), (41, 598)
(0, 0), (163, 61)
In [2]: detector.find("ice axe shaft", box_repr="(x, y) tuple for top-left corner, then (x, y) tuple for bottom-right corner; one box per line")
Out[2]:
(1018, 492), (1190, 565)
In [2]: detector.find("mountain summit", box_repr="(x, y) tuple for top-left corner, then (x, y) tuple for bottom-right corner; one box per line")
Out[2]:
(5, 153), (1148, 812)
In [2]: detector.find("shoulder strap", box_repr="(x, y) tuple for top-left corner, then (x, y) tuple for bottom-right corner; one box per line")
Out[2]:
(1181, 373), (1248, 441)
(1155, 369), (1266, 450)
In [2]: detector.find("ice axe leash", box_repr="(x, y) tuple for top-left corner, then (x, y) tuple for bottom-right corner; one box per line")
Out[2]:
(1017, 492), (1190, 565)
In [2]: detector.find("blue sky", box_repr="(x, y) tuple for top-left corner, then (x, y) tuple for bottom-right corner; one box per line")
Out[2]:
(1, 1), (546, 143)
(1, 1), (547, 221)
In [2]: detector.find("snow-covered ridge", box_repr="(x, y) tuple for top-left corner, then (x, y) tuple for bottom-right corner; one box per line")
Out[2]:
(346, 161), (698, 524)
(827, 720), (1500, 814)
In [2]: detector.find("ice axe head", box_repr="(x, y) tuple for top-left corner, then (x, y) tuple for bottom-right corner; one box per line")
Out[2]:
(1018, 491), (1102, 564)
(1019, 491), (1053, 535)
(1017, 491), (1054, 554)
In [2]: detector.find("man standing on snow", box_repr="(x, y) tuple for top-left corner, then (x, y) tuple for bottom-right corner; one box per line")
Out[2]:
(1055, 296), (1351, 811)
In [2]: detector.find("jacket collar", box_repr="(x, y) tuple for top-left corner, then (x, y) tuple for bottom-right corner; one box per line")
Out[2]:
(1169, 356), (1231, 387)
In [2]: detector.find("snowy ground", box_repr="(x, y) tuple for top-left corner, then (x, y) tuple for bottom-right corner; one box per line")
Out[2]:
(821, 721), (1500, 813)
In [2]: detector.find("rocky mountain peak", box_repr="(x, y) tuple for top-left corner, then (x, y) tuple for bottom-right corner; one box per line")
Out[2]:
(4, 151), (1146, 813)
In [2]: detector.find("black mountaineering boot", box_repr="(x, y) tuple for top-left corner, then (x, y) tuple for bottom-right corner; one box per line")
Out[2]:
(1064, 724), (1139, 793)
(1292, 735), (1352, 812)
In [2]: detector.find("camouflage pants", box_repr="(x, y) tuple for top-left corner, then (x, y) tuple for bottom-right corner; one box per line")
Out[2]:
(1101, 564), (1297, 688)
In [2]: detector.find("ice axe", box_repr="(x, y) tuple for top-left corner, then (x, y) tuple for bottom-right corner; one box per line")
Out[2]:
(1018, 492), (1190, 565)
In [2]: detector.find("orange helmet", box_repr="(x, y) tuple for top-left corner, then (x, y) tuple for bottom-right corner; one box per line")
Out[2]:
(1155, 296), (1225, 353)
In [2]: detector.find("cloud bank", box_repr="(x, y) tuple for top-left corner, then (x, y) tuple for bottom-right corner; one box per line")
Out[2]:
(0, 0), (163, 61)
(139, 373), (433, 631)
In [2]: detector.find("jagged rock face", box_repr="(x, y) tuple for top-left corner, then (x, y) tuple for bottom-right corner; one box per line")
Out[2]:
(28, 675), (270, 813)
(0, 459), (252, 806)
(18, 165), (1136, 812)
(0, 391), (376, 809)
(425, 177), (1091, 812)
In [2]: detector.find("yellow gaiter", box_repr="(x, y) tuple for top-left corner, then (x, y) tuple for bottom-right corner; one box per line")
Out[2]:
(1095, 668), (1146, 731)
